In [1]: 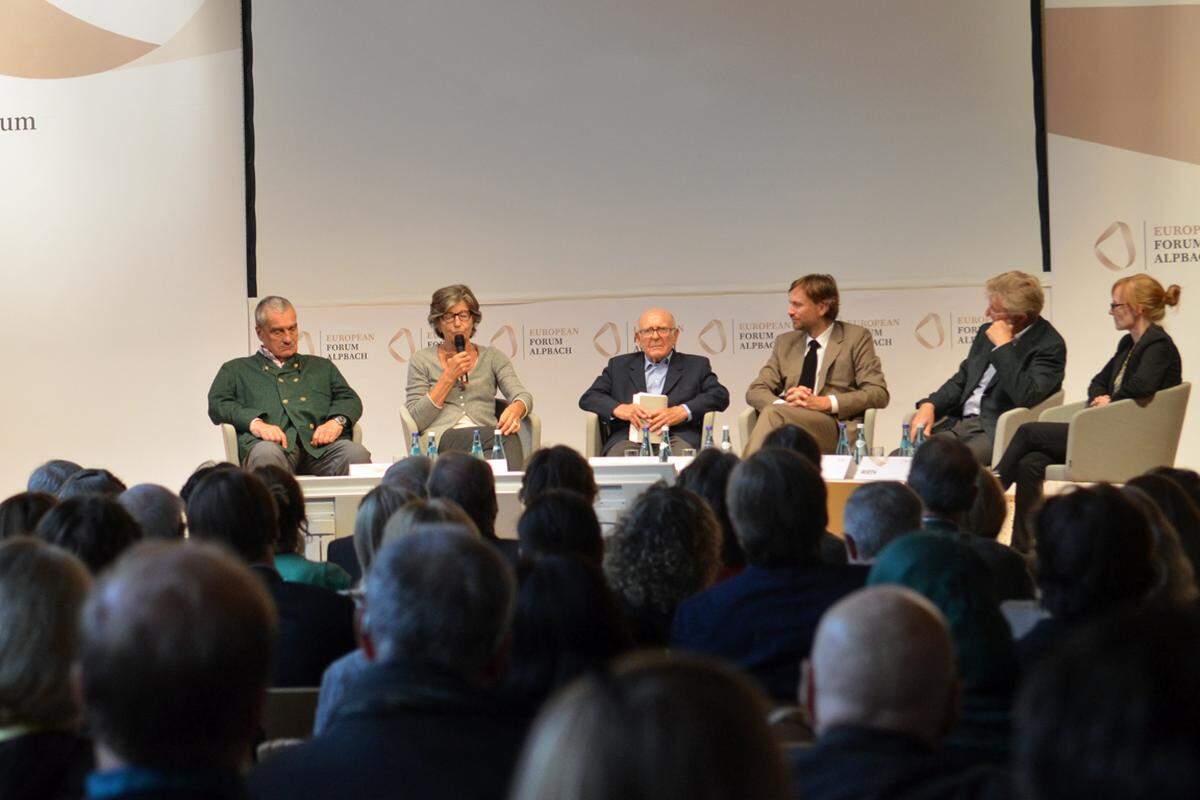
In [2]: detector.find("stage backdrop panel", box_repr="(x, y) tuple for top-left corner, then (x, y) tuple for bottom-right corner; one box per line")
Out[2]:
(0, 0), (248, 497)
(251, 0), (1044, 304)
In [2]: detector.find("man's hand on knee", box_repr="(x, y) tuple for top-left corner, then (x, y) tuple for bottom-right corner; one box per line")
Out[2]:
(250, 418), (288, 449)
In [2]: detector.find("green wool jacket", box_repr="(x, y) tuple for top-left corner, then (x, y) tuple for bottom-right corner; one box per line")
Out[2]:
(207, 353), (363, 463)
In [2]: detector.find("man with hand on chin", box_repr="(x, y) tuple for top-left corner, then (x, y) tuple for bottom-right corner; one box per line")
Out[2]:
(579, 308), (729, 456)
(208, 295), (370, 475)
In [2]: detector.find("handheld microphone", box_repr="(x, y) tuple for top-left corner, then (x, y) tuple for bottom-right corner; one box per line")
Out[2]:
(454, 334), (468, 386)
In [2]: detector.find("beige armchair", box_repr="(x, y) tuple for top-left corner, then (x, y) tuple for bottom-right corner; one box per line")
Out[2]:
(1037, 382), (1190, 483)
(738, 407), (877, 457)
(900, 390), (1064, 467)
(584, 411), (718, 458)
(400, 399), (541, 468)
(220, 422), (363, 465)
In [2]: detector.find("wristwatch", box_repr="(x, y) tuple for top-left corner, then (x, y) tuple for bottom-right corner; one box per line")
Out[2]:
(329, 415), (349, 428)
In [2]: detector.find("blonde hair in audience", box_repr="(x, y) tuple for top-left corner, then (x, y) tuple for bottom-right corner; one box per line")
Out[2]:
(1112, 274), (1181, 323)
(985, 271), (1044, 317)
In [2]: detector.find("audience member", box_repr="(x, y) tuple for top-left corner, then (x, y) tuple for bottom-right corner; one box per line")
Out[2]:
(427, 452), (517, 563)
(57, 468), (127, 499)
(759, 424), (848, 565)
(606, 484), (721, 647)
(186, 468), (355, 687)
(0, 491), (56, 540)
(79, 543), (275, 800)
(516, 489), (603, 565)
(1149, 466), (1200, 510)
(966, 468), (1008, 543)
(672, 449), (866, 702)
(868, 533), (1017, 764)
(677, 449), (744, 579)
(907, 436), (1034, 601)
(519, 445), (597, 505)
(34, 495), (142, 573)
(26, 459), (83, 495)
(794, 586), (1005, 800)
(1121, 485), (1199, 607)
(328, 483), (415, 584)
(510, 653), (792, 800)
(381, 497), (478, 545)
(255, 464), (352, 591)
(117, 484), (184, 541)
(178, 461), (238, 504)
(250, 526), (529, 800)
(0, 537), (93, 800)
(380, 455), (431, 497)
(841, 482), (922, 564)
(1126, 472), (1200, 573)
(1016, 606), (1200, 800)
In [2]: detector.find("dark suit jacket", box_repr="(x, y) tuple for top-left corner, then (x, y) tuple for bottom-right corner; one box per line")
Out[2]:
(247, 661), (533, 800)
(578, 350), (730, 453)
(1087, 323), (1182, 402)
(670, 563), (867, 702)
(922, 517), (1035, 603)
(252, 565), (356, 688)
(921, 317), (1066, 442)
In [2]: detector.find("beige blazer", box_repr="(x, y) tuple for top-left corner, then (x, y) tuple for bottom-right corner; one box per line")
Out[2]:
(745, 321), (889, 420)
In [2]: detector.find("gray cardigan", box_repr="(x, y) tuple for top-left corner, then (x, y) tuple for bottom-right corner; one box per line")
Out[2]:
(404, 344), (534, 441)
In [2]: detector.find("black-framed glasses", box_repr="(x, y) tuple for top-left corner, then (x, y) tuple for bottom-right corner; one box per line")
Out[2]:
(440, 311), (474, 323)
(636, 326), (677, 338)
(1109, 302), (1129, 311)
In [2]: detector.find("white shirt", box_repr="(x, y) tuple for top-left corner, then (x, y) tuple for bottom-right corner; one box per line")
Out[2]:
(963, 324), (1030, 417)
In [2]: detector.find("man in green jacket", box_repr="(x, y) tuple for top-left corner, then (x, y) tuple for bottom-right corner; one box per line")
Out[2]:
(208, 296), (371, 475)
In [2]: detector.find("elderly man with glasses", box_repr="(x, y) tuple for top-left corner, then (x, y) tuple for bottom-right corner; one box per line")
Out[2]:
(579, 308), (730, 456)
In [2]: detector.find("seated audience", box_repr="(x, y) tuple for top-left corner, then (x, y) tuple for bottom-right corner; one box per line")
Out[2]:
(1121, 485), (1199, 607)
(328, 483), (415, 584)
(794, 586), (1005, 800)
(672, 449), (866, 702)
(677, 449), (745, 579)
(79, 543), (275, 800)
(0, 538), (93, 800)
(380, 455), (431, 497)
(255, 464), (352, 591)
(1125, 472), (1200, 573)
(117, 484), (185, 540)
(510, 653), (791, 800)
(26, 459), (83, 495)
(250, 526), (530, 800)
(1018, 485), (1159, 671)
(841, 482), (922, 564)
(381, 498), (478, 544)
(0, 491), (56, 540)
(760, 423), (849, 565)
(1149, 465), (1200, 510)
(1016, 606), (1200, 800)
(427, 452), (517, 563)
(868, 533), (1017, 764)
(516, 489), (603, 565)
(178, 461), (238, 504)
(908, 436), (1034, 601)
(966, 468), (1008, 543)
(606, 484), (721, 647)
(57, 468), (127, 499)
(186, 468), (355, 687)
(34, 495), (142, 573)
(519, 445), (597, 505)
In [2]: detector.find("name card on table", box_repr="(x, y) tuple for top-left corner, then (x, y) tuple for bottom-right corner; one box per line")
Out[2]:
(852, 456), (913, 482)
(821, 455), (854, 480)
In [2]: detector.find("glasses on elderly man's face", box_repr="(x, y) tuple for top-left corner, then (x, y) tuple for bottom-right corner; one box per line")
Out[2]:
(637, 326), (677, 338)
(440, 311), (473, 324)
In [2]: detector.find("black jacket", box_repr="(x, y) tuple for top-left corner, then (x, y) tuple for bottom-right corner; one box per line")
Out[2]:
(251, 565), (356, 688)
(1087, 323), (1182, 402)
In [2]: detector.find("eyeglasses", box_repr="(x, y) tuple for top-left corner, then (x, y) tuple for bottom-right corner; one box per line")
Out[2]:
(1109, 302), (1129, 311)
(636, 326), (677, 338)
(440, 311), (474, 324)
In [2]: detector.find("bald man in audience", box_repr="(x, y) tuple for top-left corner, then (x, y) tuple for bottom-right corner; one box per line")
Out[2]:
(794, 586), (1005, 800)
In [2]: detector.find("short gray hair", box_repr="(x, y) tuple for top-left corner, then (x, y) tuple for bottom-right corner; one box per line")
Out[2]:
(254, 295), (294, 328)
(365, 524), (514, 677)
(842, 482), (923, 561)
(118, 484), (184, 541)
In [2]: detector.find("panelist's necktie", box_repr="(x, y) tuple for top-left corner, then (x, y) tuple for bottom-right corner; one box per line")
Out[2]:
(799, 340), (820, 390)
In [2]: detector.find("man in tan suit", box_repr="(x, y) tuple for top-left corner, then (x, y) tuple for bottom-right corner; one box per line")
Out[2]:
(745, 275), (889, 454)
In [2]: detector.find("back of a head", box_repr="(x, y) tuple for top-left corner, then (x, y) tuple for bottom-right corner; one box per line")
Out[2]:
(27, 459), (83, 495)
(179, 462), (238, 505)
(0, 537), (91, 729)
(761, 424), (822, 467)
(34, 495), (143, 573)
(906, 436), (977, 516)
(1121, 485), (1199, 607)
(966, 467), (1007, 540)
(79, 542), (276, 771)
(57, 468), (127, 500)
(1016, 606), (1200, 800)
(366, 525), (515, 679)
(727, 448), (827, 567)
(510, 653), (791, 800)
(253, 464), (307, 554)
(811, 586), (956, 743)
(0, 492), (56, 540)
(1032, 484), (1157, 621)
(517, 489), (603, 565)
(381, 456), (432, 498)
(185, 469), (279, 564)
(1126, 473), (1200, 574)
(117, 484), (185, 541)
(842, 482), (922, 562)
(677, 449), (744, 569)
(427, 452), (498, 539)
(521, 445), (598, 505)
(1149, 466), (1200, 511)
(381, 497), (479, 547)
(352, 484), (418, 575)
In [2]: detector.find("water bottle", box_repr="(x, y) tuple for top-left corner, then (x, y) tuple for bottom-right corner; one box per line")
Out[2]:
(470, 429), (485, 459)
(853, 425), (867, 465)
(914, 427), (927, 452)
(702, 424), (715, 450)
(720, 425), (733, 453)
(490, 429), (506, 462)
(425, 432), (438, 460)
(835, 421), (851, 456)
(659, 426), (673, 462)
(899, 423), (913, 457)
(639, 425), (652, 457)
(408, 431), (422, 458)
